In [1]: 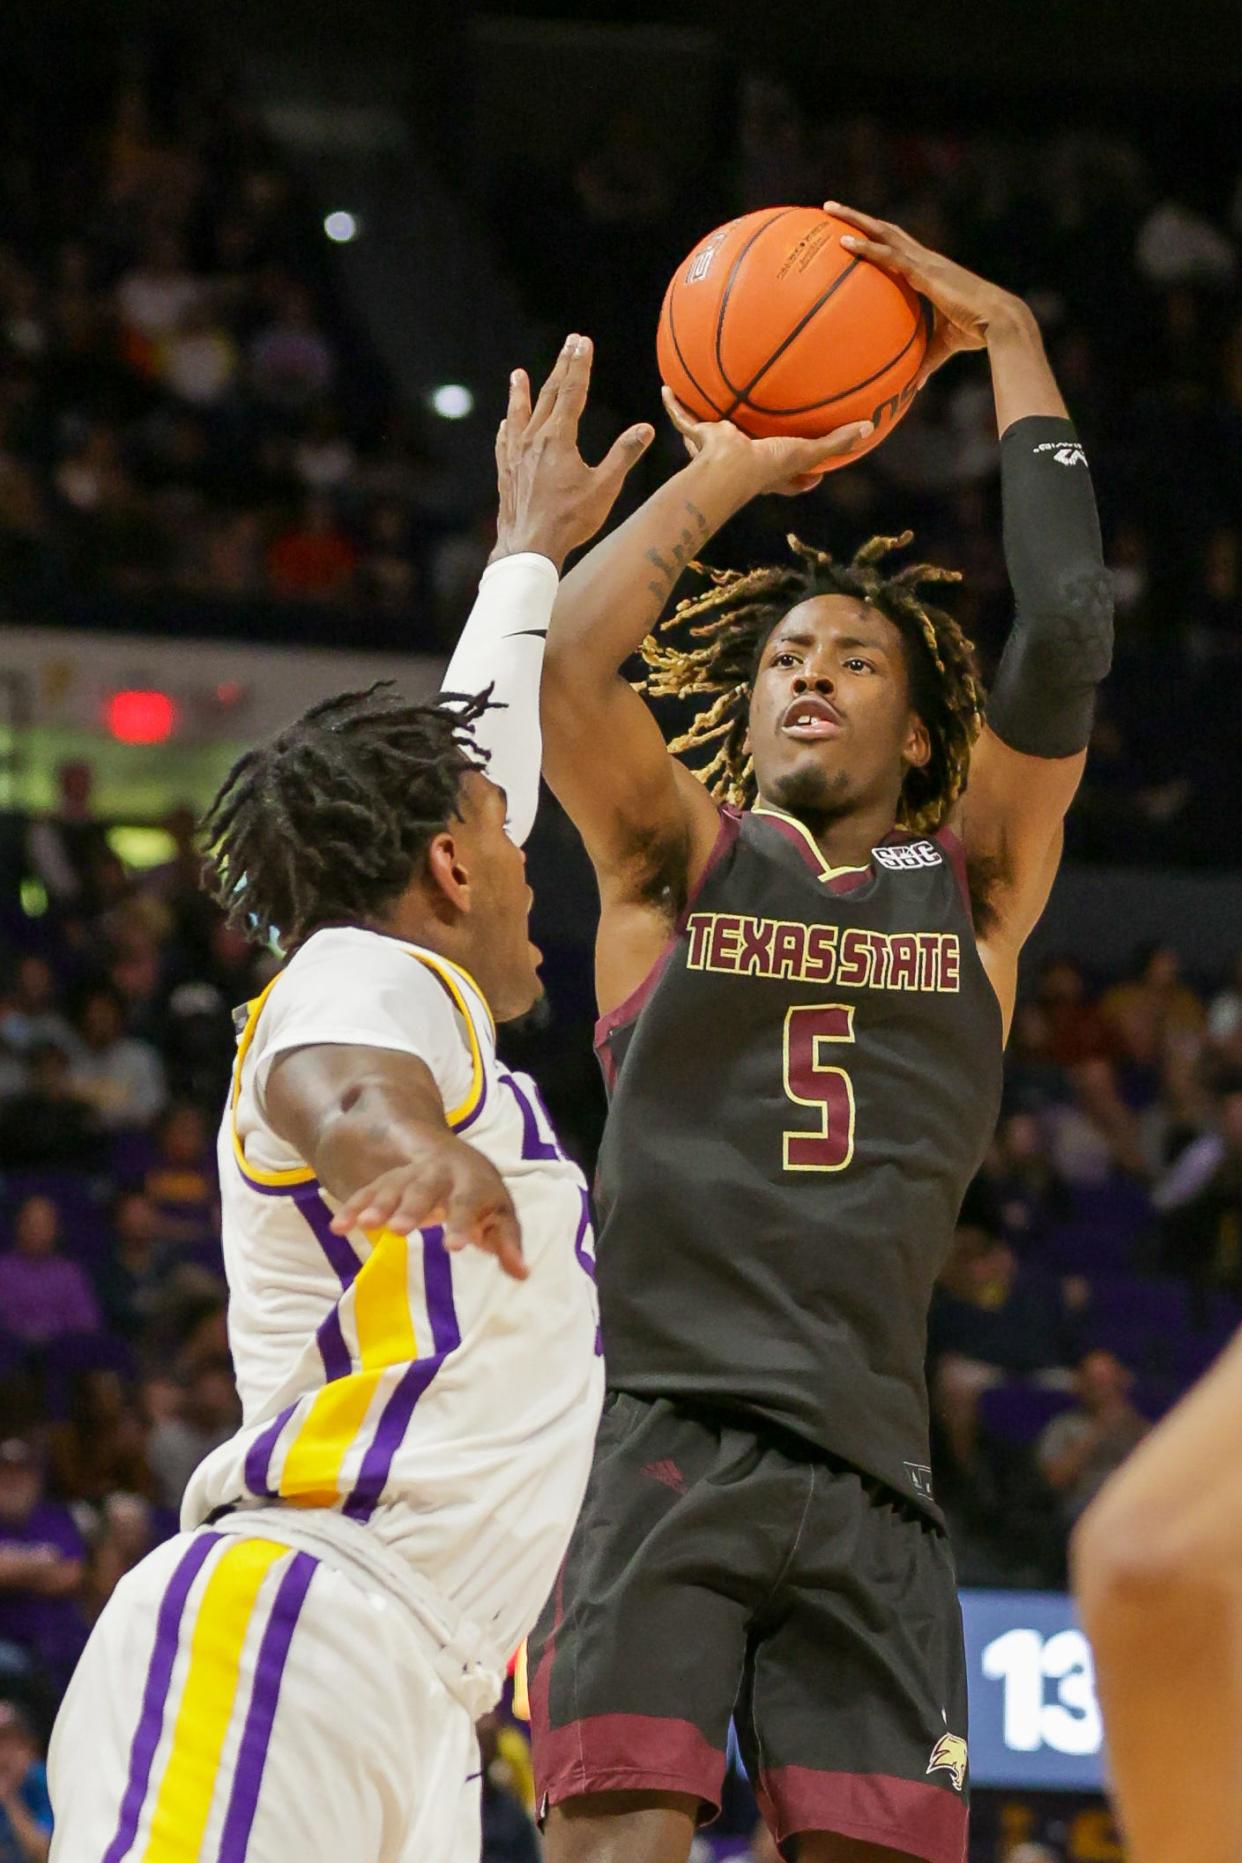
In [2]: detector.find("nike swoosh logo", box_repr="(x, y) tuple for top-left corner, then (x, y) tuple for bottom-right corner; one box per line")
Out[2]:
(505, 627), (549, 639)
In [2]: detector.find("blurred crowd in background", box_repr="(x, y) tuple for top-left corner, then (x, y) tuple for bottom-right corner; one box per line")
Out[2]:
(1, 56), (1241, 859)
(1, 28), (1241, 1863)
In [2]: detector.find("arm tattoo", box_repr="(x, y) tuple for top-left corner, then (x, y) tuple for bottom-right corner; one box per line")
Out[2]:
(643, 499), (713, 621)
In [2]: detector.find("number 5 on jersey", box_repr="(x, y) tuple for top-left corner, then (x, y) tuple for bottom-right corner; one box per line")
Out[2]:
(783, 1003), (856, 1171)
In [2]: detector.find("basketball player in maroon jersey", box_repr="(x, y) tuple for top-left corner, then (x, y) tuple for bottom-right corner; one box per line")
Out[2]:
(521, 205), (1114, 1863)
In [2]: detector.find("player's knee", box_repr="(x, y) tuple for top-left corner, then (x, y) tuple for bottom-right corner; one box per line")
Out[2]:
(543, 1790), (701, 1863)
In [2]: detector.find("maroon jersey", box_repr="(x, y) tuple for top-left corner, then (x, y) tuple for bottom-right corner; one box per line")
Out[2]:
(593, 803), (1004, 1519)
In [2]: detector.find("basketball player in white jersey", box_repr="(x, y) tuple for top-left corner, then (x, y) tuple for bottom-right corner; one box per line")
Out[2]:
(1073, 1326), (1242, 1863)
(46, 337), (655, 1863)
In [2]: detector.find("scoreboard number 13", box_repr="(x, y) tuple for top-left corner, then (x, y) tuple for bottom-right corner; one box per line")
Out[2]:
(782, 1003), (856, 1171)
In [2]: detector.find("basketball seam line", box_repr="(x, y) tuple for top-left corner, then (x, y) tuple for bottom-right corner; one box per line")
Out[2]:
(667, 284), (727, 420)
(713, 208), (799, 410)
(726, 255), (862, 418)
(744, 294), (929, 416)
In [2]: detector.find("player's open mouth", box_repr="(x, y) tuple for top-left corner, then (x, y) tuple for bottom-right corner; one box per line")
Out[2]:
(782, 695), (843, 739)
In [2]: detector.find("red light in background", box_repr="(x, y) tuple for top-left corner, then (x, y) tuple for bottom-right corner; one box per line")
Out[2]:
(104, 689), (177, 745)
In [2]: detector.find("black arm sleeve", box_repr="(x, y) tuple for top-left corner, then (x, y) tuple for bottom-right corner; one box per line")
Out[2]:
(985, 414), (1114, 759)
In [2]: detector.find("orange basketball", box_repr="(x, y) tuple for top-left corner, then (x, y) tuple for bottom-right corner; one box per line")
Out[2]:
(657, 206), (928, 470)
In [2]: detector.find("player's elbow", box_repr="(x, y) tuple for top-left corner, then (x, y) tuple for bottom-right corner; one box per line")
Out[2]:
(1071, 1492), (1229, 1628)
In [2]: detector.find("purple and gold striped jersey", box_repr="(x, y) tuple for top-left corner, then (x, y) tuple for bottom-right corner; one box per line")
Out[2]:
(594, 804), (1004, 1521)
(185, 926), (603, 1660)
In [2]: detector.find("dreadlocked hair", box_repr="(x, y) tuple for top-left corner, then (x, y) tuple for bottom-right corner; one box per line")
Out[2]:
(201, 682), (492, 952)
(638, 531), (984, 830)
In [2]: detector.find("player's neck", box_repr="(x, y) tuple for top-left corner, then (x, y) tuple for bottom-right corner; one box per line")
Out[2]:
(755, 789), (898, 869)
(366, 903), (486, 993)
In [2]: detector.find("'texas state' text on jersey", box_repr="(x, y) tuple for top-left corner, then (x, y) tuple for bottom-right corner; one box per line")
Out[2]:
(594, 803), (1004, 1520)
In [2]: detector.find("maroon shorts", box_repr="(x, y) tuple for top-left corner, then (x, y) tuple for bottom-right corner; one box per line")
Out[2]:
(528, 1392), (969, 1863)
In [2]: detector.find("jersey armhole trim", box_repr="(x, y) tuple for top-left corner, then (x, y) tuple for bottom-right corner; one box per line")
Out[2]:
(229, 943), (494, 1188)
(404, 951), (490, 1133)
(230, 974), (318, 1190)
(594, 806), (742, 1057)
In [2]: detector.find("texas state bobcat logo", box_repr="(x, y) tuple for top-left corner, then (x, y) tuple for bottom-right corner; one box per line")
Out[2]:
(926, 1731), (968, 1792)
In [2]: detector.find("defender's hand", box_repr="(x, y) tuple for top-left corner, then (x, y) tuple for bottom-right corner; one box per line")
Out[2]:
(661, 386), (873, 497)
(492, 334), (654, 571)
(824, 201), (1030, 388)
(330, 1138), (526, 1281)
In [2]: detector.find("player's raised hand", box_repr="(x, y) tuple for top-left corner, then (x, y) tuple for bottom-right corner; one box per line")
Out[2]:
(660, 385), (873, 497)
(330, 1138), (527, 1280)
(824, 200), (1026, 389)
(492, 334), (654, 572)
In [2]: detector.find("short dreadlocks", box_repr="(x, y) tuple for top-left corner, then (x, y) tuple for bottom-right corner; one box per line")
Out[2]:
(201, 683), (492, 952)
(640, 532), (985, 832)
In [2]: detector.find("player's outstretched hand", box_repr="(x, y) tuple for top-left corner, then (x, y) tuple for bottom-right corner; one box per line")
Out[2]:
(661, 386), (873, 497)
(492, 334), (654, 572)
(329, 1138), (527, 1280)
(823, 201), (1026, 389)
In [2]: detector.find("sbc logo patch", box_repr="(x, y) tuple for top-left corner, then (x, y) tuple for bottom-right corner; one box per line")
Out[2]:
(873, 840), (943, 871)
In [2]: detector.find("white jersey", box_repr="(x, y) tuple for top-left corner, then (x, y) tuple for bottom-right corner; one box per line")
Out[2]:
(183, 924), (603, 1663)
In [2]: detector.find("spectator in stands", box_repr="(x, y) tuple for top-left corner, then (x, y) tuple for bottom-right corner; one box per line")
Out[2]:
(1036, 1349), (1150, 1527)
(248, 282), (335, 409)
(0, 1044), (103, 1170)
(1002, 1002), (1070, 1115)
(156, 298), (238, 409)
(96, 1189), (172, 1338)
(477, 1711), (539, 1863)
(143, 1102), (219, 1255)
(357, 500), (419, 616)
(116, 230), (202, 351)
(1100, 943), (1205, 1072)
(1153, 1078), (1242, 1298)
(47, 1367), (152, 1509)
(146, 1356), (239, 1509)
(929, 1194), (1080, 1475)
(69, 985), (166, 1130)
(265, 492), (356, 602)
(24, 762), (111, 919)
(1044, 1057), (1151, 1186)
(0, 1439), (87, 1695)
(1036, 957), (1110, 1068)
(0, 958), (79, 1061)
(0, 1196), (100, 1346)
(981, 1109), (1070, 1250)
(0, 1698), (52, 1863)
(1206, 949), (1242, 1064)
(82, 1491), (167, 1625)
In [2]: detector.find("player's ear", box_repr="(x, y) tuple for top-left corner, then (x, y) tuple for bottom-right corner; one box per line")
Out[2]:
(903, 713), (931, 771)
(425, 830), (472, 913)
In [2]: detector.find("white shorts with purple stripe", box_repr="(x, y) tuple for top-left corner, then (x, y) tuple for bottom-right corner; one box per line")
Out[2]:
(48, 1527), (482, 1862)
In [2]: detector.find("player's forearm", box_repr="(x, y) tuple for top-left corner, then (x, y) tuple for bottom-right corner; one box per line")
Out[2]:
(985, 300), (1068, 435)
(307, 1087), (458, 1207)
(546, 453), (755, 685)
(985, 322), (1113, 760)
(1, 1793), (50, 1863)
